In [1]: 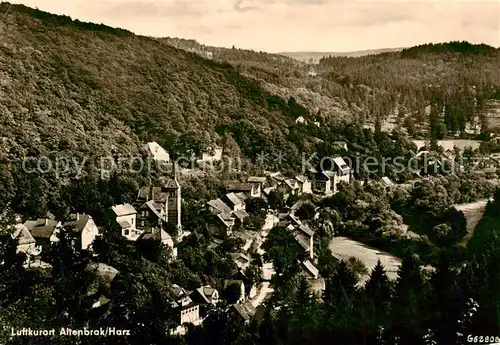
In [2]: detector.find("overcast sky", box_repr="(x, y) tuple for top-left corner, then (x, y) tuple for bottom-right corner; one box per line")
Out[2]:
(9, 0), (500, 53)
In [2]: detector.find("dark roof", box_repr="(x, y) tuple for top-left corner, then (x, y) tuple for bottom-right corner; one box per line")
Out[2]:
(232, 301), (256, 321)
(247, 177), (266, 183)
(233, 209), (250, 220)
(63, 213), (91, 233)
(24, 219), (59, 239)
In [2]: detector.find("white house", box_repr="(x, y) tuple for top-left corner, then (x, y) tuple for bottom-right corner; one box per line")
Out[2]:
(201, 146), (223, 163)
(144, 142), (170, 163)
(194, 285), (219, 305)
(224, 193), (246, 212)
(247, 177), (266, 198)
(62, 213), (100, 251)
(295, 175), (312, 194)
(112, 204), (143, 241)
(295, 116), (307, 125)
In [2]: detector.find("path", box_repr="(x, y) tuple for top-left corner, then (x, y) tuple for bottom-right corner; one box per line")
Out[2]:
(453, 198), (491, 245)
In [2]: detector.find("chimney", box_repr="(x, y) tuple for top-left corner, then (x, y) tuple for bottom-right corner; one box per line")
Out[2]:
(45, 219), (48, 226)
(76, 213), (80, 221)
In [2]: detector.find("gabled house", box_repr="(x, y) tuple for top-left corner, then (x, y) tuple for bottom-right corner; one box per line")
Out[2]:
(227, 182), (259, 198)
(24, 218), (62, 251)
(293, 224), (314, 260)
(136, 179), (182, 233)
(295, 116), (307, 125)
(207, 199), (232, 215)
(136, 200), (162, 229)
(224, 193), (246, 212)
(215, 212), (236, 233)
(311, 169), (334, 195)
(230, 300), (256, 325)
(112, 204), (141, 241)
(381, 176), (394, 187)
(10, 224), (40, 256)
(331, 156), (351, 194)
(138, 227), (177, 258)
(144, 142), (170, 163)
(301, 260), (319, 279)
(278, 179), (301, 196)
(247, 177), (266, 197)
(61, 213), (99, 251)
(232, 252), (252, 271)
(294, 175), (312, 194)
(192, 285), (219, 306)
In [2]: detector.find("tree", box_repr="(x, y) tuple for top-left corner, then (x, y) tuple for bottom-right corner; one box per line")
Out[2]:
(223, 282), (242, 304)
(391, 252), (426, 342)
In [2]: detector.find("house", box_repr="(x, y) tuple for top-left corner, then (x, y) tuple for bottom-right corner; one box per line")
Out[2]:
(230, 300), (256, 324)
(207, 199), (232, 215)
(332, 141), (348, 151)
(278, 179), (301, 196)
(293, 224), (314, 260)
(215, 212), (236, 234)
(136, 180), (182, 232)
(136, 200), (162, 229)
(138, 227), (177, 258)
(201, 145), (223, 163)
(233, 209), (250, 222)
(24, 218), (62, 251)
(290, 199), (317, 215)
(307, 70), (317, 77)
(311, 169), (334, 195)
(61, 213), (99, 251)
(10, 224), (40, 256)
(192, 285), (219, 305)
(331, 156), (351, 193)
(295, 116), (307, 125)
(232, 252), (252, 271)
(227, 182), (259, 198)
(294, 175), (312, 194)
(247, 177), (266, 197)
(380, 176), (394, 187)
(301, 260), (319, 279)
(224, 193), (246, 212)
(112, 204), (142, 241)
(144, 142), (170, 163)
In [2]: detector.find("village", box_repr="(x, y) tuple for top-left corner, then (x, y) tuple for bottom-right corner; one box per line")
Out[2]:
(3, 134), (500, 337)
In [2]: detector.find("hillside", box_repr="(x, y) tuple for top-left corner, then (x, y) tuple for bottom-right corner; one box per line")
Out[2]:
(0, 5), (324, 172)
(278, 48), (404, 62)
(163, 37), (500, 136)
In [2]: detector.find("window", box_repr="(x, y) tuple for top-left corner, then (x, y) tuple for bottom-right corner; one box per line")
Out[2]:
(124, 229), (129, 236)
(170, 191), (175, 197)
(131, 218), (134, 225)
(140, 221), (145, 227)
(142, 211), (146, 217)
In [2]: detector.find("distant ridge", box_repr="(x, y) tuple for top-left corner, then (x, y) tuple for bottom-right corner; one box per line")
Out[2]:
(279, 48), (404, 62)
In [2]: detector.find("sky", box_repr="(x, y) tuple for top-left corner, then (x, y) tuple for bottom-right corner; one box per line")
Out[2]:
(8, 0), (500, 53)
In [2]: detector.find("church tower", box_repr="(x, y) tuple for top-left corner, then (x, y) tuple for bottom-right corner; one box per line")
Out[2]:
(163, 163), (182, 234)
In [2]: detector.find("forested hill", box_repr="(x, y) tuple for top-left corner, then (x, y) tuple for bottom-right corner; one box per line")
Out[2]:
(0, 4), (321, 170)
(163, 37), (500, 135)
